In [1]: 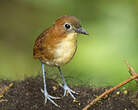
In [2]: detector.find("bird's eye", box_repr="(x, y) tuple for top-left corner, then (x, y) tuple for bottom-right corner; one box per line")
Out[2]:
(64, 23), (71, 30)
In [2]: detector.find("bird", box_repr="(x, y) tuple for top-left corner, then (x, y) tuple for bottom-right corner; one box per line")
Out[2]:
(33, 15), (88, 107)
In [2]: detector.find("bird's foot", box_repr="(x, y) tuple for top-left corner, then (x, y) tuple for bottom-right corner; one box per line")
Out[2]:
(41, 89), (60, 107)
(59, 84), (78, 99)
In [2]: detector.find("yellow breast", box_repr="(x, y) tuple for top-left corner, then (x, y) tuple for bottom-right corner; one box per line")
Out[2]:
(53, 33), (77, 66)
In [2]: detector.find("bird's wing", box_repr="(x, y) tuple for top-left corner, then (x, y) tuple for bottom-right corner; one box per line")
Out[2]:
(33, 31), (47, 59)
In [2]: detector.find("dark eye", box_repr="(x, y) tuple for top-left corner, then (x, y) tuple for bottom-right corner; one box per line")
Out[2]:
(64, 23), (71, 29)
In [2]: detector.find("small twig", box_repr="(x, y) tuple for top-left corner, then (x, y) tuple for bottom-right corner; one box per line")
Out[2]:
(0, 83), (13, 97)
(124, 60), (138, 82)
(82, 61), (138, 110)
(82, 74), (138, 110)
(0, 83), (13, 103)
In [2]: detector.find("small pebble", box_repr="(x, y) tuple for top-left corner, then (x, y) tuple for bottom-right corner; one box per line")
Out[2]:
(116, 91), (120, 95)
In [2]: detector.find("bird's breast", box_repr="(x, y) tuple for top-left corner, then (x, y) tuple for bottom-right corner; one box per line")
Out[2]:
(53, 33), (77, 66)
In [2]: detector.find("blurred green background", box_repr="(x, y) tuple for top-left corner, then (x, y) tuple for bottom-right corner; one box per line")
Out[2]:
(0, 0), (138, 88)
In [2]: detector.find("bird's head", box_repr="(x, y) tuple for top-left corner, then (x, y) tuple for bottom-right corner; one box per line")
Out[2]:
(53, 15), (88, 36)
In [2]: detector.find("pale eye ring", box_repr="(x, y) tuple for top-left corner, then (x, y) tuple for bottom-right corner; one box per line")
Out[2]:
(64, 23), (72, 30)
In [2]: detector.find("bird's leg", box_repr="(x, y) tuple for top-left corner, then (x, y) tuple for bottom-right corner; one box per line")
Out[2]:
(41, 63), (60, 107)
(57, 67), (78, 99)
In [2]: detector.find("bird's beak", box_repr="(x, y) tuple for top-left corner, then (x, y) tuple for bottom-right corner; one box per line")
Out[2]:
(75, 27), (88, 35)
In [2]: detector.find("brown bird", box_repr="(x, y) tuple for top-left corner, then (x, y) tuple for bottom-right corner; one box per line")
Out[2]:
(33, 15), (88, 106)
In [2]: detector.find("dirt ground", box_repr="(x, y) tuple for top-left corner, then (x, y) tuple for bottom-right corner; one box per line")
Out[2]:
(0, 76), (137, 110)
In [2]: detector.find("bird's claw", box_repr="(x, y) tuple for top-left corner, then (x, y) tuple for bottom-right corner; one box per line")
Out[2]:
(41, 89), (60, 107)
(59, 84), (78, 99)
